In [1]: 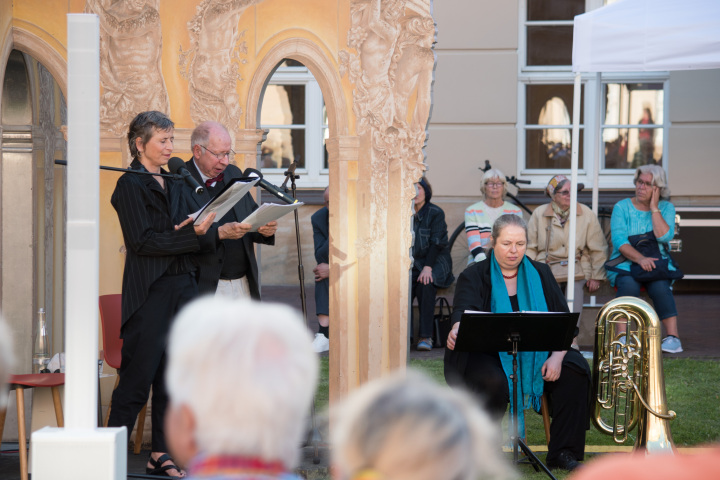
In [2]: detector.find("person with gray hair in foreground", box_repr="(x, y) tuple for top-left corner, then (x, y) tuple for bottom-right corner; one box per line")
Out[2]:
(330, 370), (515, 480)
(164, 297), (318, 479)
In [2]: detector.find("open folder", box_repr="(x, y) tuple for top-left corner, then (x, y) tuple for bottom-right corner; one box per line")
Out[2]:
(190, 178), (303, 230)
(191, 178), (259, 225)
(241, 202), (303, 232)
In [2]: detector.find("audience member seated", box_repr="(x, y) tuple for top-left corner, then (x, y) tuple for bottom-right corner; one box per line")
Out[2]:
(606, 165), (683, 353)
(445, 214), (591, 472)
(527, 174), (607, 322)
(311, 186), (330, 353)
(465, 168), (523, 264)
(412, 178), (454, 351)
(165, 297), (318, 480)
(330, 370), (514, 480)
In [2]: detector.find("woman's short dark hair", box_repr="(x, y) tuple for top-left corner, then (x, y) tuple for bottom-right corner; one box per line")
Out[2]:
(491, 214), (528, 243)
(128, 111), (174, 160)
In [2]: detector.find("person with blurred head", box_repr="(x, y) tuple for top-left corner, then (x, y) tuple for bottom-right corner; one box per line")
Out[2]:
(180, 121), (277, 300)
(331, 370), (514, 480)
(412, 178), (454, 351)
(0, 318), (14, 409)
(109, 110), (216, 477)
(570, 448), (720, 480)
(445, 214), (591, 472)
(165, 297), (318, 480)
(606, 164), (683, 353)
(465, 168), (523, 264)
(311, 186), (330, 353)
(527, 174), (607, 319)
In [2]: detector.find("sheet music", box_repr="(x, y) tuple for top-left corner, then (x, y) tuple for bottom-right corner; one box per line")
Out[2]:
(241, 202), (303, 231)
(191, 178), (259, 225)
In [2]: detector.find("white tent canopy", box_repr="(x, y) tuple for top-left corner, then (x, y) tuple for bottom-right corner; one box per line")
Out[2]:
(573, 0), (720, 73)
(563, 0), (720, 309)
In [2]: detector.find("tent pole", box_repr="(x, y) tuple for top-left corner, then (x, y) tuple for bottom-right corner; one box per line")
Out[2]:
(590, 72), (602, 307)
(592, 72), (601, 216)
(567, 73), (582, 312)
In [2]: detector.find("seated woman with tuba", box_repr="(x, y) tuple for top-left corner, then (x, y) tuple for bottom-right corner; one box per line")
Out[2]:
(444, 214), (590, 472)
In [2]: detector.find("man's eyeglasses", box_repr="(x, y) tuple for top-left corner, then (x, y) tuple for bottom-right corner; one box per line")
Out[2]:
(200, 145), (235, 161)
(485, 182), (504, 188)
(636, 180), (654, 188)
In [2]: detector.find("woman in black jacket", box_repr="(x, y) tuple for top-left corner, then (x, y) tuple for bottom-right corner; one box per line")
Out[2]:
(109, 111), (215, 477)
(444, 214), (589, 472)
(412, 178), (454, 351)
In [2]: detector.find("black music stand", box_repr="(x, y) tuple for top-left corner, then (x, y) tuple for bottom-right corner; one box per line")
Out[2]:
(456, 311), (578, 480)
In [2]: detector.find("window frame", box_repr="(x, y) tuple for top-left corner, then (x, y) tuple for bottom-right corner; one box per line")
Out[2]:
(260, 64), (328, 188)
(517, 0), (670, 190)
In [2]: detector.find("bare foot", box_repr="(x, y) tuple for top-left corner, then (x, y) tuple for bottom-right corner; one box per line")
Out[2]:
(147, 452), (186, 477)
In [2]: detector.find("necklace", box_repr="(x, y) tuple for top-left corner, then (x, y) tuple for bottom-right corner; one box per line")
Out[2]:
(502, 271), (518, 279)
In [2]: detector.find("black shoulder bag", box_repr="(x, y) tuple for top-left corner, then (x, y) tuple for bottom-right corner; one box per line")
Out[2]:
(604, 230), (683, 282)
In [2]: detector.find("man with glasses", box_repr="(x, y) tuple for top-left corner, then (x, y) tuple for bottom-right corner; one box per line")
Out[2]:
(180, 121), (277, 299)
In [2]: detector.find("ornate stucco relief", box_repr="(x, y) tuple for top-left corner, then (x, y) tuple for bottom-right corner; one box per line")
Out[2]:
(340, 0), (435, 258)
(86, 0), (171, 136)
(179, 0), (264, 131)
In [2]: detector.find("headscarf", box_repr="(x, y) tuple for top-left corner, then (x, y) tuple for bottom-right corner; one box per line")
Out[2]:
(545, 174), (568, 197)
(489, 250), (548, 439)
(547, 175), (570, 225)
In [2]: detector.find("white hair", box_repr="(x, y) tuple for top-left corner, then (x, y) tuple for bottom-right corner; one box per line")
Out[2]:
(331, 370), (514, 480)
(166, 297), (318, 468)
(480, 168), (508, 199)
(0, 317), (14, 408)
(634, 164), (671, 199)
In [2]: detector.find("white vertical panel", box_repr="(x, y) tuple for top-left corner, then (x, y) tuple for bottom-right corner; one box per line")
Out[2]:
(65, 13), (100, 430)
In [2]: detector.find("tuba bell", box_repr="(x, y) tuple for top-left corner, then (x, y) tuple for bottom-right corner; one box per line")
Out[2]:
(592, 296), (676, 453)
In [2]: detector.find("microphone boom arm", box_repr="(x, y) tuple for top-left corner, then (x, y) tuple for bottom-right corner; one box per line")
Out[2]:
(54, 159), (179, 179)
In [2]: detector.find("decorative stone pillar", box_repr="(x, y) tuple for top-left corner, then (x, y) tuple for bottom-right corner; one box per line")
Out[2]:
(233, 128), (267, 171)
(333, 0), (435, 397)
(326, 135), (360, 403)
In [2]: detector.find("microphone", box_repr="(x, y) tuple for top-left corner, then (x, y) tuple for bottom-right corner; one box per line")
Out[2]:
(168, 157), (204, 195)
(244, 168), (298, 204)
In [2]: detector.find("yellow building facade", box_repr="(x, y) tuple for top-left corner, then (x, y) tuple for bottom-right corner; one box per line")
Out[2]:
(0, 0), (435, 423)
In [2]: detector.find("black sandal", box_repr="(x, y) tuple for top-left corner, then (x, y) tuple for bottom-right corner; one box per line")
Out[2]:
(146, 453), (184, 477)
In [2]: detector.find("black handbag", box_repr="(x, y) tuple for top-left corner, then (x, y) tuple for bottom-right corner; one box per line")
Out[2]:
(605, 230), (683, 282)
(432, 296), (452, 348)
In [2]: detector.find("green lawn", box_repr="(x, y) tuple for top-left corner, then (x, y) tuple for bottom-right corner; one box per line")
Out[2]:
(313, 356), (720, 479)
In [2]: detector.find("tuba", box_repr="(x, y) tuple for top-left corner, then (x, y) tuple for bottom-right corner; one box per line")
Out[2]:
(592, 296), (676, 453)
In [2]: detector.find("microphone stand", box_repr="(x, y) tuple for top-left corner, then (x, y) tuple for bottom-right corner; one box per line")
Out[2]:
(54, 159), (179, 179)
(282, 162), (322, 465)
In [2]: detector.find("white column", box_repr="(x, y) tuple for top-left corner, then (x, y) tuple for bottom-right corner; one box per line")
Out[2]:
(31, 14), (126, 480)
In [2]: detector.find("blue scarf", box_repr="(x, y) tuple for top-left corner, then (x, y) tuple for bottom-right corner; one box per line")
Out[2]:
(489, 250), (548, 439)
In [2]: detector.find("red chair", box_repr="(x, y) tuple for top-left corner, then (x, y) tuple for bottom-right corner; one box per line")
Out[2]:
(0, 373), (65, 480)
(99, 294), (147, 454)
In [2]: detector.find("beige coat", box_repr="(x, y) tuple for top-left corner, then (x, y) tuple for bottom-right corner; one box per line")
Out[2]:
(527, 202), (608, 282)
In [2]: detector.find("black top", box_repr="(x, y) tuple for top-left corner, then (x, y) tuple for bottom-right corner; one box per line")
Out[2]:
(444, 255), (588, 385)
(111, 159), (200, 326)
(206, 181), (248, 280)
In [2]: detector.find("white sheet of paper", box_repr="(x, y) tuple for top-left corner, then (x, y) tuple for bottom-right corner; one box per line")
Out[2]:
(191, 178), (259, 225)
(241, 202), (303, 231)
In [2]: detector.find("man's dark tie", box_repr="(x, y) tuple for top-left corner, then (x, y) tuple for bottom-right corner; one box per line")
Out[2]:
(205, 173), (224, 187)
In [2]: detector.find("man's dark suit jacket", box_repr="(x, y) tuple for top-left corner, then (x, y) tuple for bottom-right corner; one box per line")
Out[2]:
(111, 159), (200, 327)
(179, 160), (274, 299)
